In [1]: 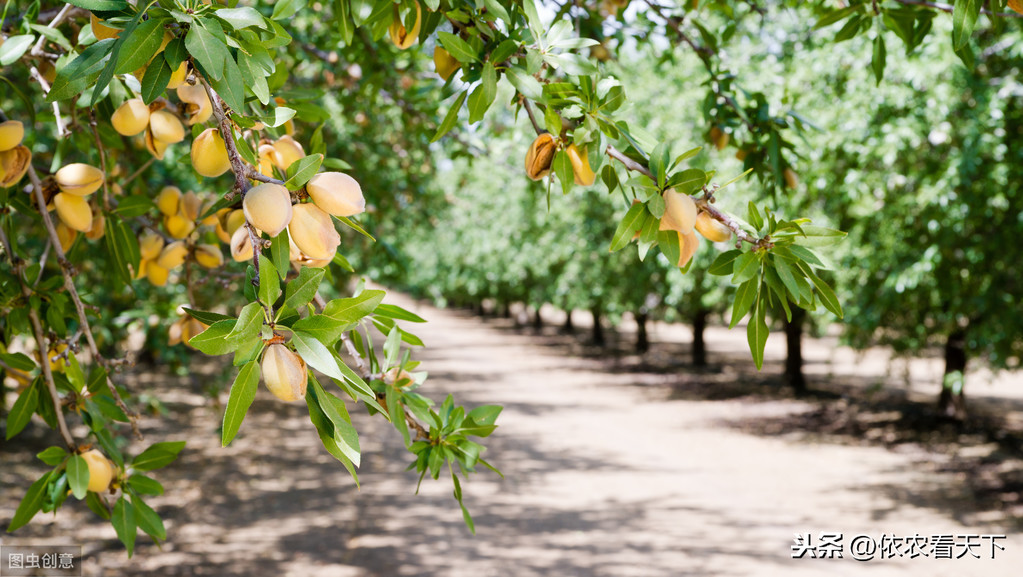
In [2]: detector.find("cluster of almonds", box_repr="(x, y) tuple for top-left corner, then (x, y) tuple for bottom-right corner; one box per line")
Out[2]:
(0, 120), (31, 188)
(237, 171), (365, 268)
(49, 164), (107, 248)
(136, 229), (222, 287)
(524, 133), (596, 186)
(657, 189), (733, 267)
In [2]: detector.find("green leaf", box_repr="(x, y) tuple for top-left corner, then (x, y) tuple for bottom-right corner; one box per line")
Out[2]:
(182, 308), (234, 325)
(291, 314), (351, 347)
(228, 302), (264, 342)
(504, 67), (542, 101)
(747, 295), (769, 371)
(373, 303), (426, 323)
(186, 22), (228, 81)
(468, 405), (502, 426)
(0, 35), (35, 66)
(48, 39), (116, 102)
(128, 474), (164, 496)
(131, 441), (186, 472)
(37, 447), (68, 466)
(272, 0), (308, 20)
(114, 18), (165, 74)
(6, 380), (39, 440)
(791, 225), (847, 248)
(216, 6), (268, 30)
(291, 331), (346, 381)
(437, 31), (478, 63)
(952, 0), (981, 51)
(141, 57), (173, 103)
(0, 351), (36, 371)
(431, 90), (467, 142)
(708, 249), (742, 276)
(609, 202), (645, 252)
(552, 150), (573, 195)
(467, 65), (497, 124)
(285, 267), (325, 310)
(306, 384), (360, 483)
(258, 255), (281, 308)
(322, 290), (386, 324)
(772, 257), (801, 302)
(730, 278), (759, 329)
(65, 0), (128, 9)
(85, 492), (111, 520)
(799, 263), (844, 319)
(112, 496), (137, 556)
(284, 154), (324, 189)
(731, 251), (760, 285)
(222, 360), (260, 446)
(453, 473), (475, 534)
(871, 33), (886, 85)
(67, 454), (90, 500)
(132, 495), (166, 541)
(309, 377), (360, 466)
(189, 319), (241, 355)
(648, 142), (671, 189)
(657, 230), (681, 267)
(814, 4), (863, 29)
(7, 471), (53, 532)
(212, 54), (247, 112)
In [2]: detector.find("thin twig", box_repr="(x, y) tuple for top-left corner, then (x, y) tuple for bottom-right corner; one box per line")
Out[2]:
(28, 66), (67, 138)
(605, 144), (655, 179)
(522, 99), (544, 135)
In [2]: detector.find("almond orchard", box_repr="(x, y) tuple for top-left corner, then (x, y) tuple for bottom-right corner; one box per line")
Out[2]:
(1, 0), (1021, 555)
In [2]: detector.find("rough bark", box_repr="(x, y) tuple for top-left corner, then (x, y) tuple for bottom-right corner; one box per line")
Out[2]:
(784, 307), (807, 396)
(636, 311), (649, 354)
(591, 306), (605, 347)
(692, 308), (708, 367)
(937, 330), (968, 420)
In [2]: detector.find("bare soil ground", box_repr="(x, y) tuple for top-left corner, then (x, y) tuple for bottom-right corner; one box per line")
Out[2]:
(2, 293), (1021, 576)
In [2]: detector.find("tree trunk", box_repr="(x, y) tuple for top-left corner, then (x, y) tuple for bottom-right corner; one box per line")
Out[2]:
(937, 330), (968, 420)
(784, 307), (807, 396)
(562, 309), (574, 334)
(692, 308), (708, 367)
(635, 312), (649, 353)
(591, 306), (605, 347)
(501, 301), (511, 318)
(532, 306), (543, 332)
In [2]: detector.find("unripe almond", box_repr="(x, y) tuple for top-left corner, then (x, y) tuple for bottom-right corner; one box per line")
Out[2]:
(149, 109), (185, 143)
(525, 133), (556, 181)
(145, 128), (169, 160)
(271, 136), (305, 171)
(177, 83), (212, 125)
(0, 120), (24, 151)
(243, 183), (293, 237)
(146, 262), (170, 286)
(694, 211), (732, 243)
(199, 202), (220, 227)
(216, 209), (245, 244)
(54, 193), (94, 232)
(167, 62), (188, 89)
(111, 99), (151, 136)
(257, 144), (276, 177)
(1011, 0), (1023, 15)
(134, 259), (148, 280)
(55, 163), (104, 196)
(85, 213), (106, 240)
(709, 126), (729, 150)
(261, 343), (307, 402)
(434, 46), (459, 80)
(306, 172), (365, 217)
(90, 14), (120, 41)
(0, 145), (31, 188)
(678, 230), (700, 268)
(784, 167), (799, 190)
(191, 128), (231, 177)
(194, 244), (224, 268)
(164, 214), (196, 239)
(179, 190), (201, 221)
(157, 240), (188, 269)
(288, 203), (340, 260)
(139, 231), (165, 260)
(566, 144), (596, 186)
(181, 317), (206, 347)
(388, 1), (422, 49)
(230, 226), (254, 262)
(155, 186), (182, 216)
(80, 449), (114, 493)
(659, 188), (697, 235)
(56, 222), (77, 253)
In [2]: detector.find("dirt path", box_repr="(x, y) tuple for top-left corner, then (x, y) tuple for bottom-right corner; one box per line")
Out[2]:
(2, 292), (1020, 576)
